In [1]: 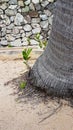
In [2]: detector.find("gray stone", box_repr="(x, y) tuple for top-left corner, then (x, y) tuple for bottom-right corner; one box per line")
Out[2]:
(48, 30), (51, 36)
(10, 34), (19, 38)
(9, 0), (17, 5)
(5, 15), (10, 25)
(8, 5), (17, 10)
(10, 16), (15, 22)
(0, 31), (1, 37)
(18, 8), (21, 13)
(21, 33), (26, 38)
(0, 0), (9, 3)
(21, 6), (29, 13)
(30, 39), (39, 45)
(39, 14), (48, 20)
(1, 40), (8, 46)
(23, 18), (28, 24)
(24, 15), (31, 24)
(48, 0), (54, 2)
(0, 22), (5, 28)
(15, 34), (21, 39)
(20, 30), (24, 34)
(6, 34), (15, 42)
(48, 15), (53, 25)
(0, 9), (3, 15)
(6, 29), (12, 34)
(15, 26), (22, 29)
(1, 20), (6, 25)
(32, 0), (39, 4)
(12, 27), (19, 34)
(14, 13), (24, 25)
(41, 1), (49, 7)
(24, 0), (31, 5)
(29, 3), (35, 11)
(24, 24), (32, 32)
(5, 9), (17, 16)
(39, 0), (43, 2)
(0, 14), (5, 20)
(10, 39), (21, 47)
(40, 20), (49, 29)
(25, 31), (32, 37)
(31, 23), (40, 28)
(32, 27), (41, 34)
(1, 32), (6, 37)
(31, 18), (40, 23)
(49, 24), (52, 30)
(18, 0), (24, 7)
(44, 10), (52, 17)
(22, 37), (28, 45)
(0, 3), (8, 10)
(35, 4), (41, 11)
(7, 23), (14, 30)
(1, 27), (6, 36)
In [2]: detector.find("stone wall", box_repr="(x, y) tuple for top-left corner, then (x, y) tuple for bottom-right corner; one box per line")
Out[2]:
(0, 0), (55, 47)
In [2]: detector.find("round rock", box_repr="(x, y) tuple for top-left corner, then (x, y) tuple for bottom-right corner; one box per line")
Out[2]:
(40, 20), (49, 29)
(31, 18), (40, 23)
(9, 0), (17, 5)
(24, 24), (32, 32)
(39, 14), (48, 20)
(30, 39), (39, 45)
(6, 34), (15, 42)
(0, 9), (3, 15)
(14, 13), (24, 25)
(10, 39), (22, 47)
(32, 27), (41, 34)
(1, 40), (8, 46)
(32, 0), (39, 4)
(5, 9), (17, 16)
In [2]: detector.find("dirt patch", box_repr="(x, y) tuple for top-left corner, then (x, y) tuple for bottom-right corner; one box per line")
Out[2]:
(0, 59), (73, 130)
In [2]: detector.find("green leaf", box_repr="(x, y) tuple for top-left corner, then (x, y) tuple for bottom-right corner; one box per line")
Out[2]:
(35, 33), (40, 42)
(42, 40), (47, 47)
(27, 48), (32, 57)
(20, 81), (27, 89)
(39, 41), (43, 48)
(22, 48), (32, 61)
(36, 33), (40, 39)
(8, 44), (13, 47)
(27, 37), (31, 45)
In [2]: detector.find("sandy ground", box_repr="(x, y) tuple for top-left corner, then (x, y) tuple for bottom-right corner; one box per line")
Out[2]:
(0, 59), (73, 130)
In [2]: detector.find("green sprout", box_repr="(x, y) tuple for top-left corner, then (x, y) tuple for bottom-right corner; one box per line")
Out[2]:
(35, 33), (40, 41)
(35, 33), (47, 49)
(20, 81), (27, 89)
(22, 48), (32, 69)
(42, 40), (47, 48)
(22, 48), (32, 61)
(39, 41), (43, 48)
(8, 44), (13, 47)
(27, 37), (31, 45)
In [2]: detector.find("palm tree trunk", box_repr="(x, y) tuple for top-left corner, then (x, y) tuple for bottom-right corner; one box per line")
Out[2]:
(29, 0), (73, 97)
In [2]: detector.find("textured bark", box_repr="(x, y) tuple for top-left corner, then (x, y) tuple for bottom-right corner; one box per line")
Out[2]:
(29, 0), (73, 97)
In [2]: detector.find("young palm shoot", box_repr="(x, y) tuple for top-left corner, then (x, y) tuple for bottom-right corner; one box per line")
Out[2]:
(22, 48), (32, 70)
(20, 81), (27, 89)
(35, 33), (47, 49)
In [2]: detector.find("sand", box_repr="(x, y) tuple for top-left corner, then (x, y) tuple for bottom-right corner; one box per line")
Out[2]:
(0, 59), (73, 130)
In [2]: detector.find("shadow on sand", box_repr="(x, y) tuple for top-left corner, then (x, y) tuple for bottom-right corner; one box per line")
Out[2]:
(4, 71), (73, 123)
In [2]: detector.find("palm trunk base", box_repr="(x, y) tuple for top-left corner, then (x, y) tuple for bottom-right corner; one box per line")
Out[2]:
(28, 54), (73, 98)
(28, 0), (73, 98)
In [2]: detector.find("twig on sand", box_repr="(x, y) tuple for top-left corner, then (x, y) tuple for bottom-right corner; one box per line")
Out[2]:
(39, 102), (62, 123)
